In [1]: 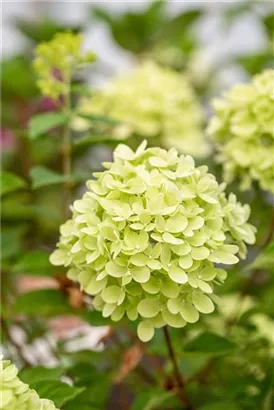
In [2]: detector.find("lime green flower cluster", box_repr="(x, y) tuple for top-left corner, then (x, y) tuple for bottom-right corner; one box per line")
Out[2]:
(208, 70), (274, 192)
(50, 141), (255, 342)
(0, 358), (59, 410)
(33, 32), (96, 99)
(73, 62), (209, 157)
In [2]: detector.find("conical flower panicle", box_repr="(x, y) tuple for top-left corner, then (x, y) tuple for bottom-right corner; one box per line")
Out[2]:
(50, 141), (256, 342)
(73, 62), (209, 158)
(208, 69), (274, 192)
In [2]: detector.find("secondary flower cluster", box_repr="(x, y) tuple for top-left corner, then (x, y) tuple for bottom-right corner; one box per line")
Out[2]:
(50, 141), (255, 342)
(73, 62), (210, 157)
(0, 358), (58, 410)
(208, 69), (274, 192)
(33, 32), (96, 99)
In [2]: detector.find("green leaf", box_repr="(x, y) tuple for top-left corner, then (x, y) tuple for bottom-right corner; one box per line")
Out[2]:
(77, 113), (120, 125)
(73, 134), (123, 148)
(13, 289), (72, 316)
(0, 171), (27, 196)
(12, 250), (53, 276)
(184, 332), (236, 354)
(31, 380), (85, 408)
(19, 366), (64, 384)
(1, 56), (37, 99)
(248, 242), (274, 272)
(237, 52), (273, 75)
(200, 402), (241, 410)
(263, 13), (274, 41)
(1, 225), (28, 262)
(65, 375), (111, 409)
(131, 389), (179, 410)
(15, 17), (81, 43)
(83, 310), (113, 326)
(30, 166), (67, 189)
(29, 113), (68, 140)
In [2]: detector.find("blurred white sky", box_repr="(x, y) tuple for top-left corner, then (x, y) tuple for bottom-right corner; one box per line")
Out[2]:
(1, 1), (270, 87)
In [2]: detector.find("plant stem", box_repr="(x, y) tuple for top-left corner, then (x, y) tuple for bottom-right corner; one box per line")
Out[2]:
(63, 74), (72, 218)
(163, 326), (194, 410)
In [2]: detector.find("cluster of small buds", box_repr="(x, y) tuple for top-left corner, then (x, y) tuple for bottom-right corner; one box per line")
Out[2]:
(73, 61), (210, 158)
(50, 141), (256, 342)
(208, 69), (274, 192)
(33, 32), (96, 99)
(0, 358), (59, 410)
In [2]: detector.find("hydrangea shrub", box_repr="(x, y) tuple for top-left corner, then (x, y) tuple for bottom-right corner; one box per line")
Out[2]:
(73, 62), (210, 157)
(50, 141), (256, 342)
(0, 358), (58, 410)
(208, 69), (274, 192)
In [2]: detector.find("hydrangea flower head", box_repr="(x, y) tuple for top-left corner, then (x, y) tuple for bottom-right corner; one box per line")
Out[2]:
(50, 141), (256, 342)
(73, 62), (210, 157)
(208, 69), (274, 192)
(0, 358), (59, 410)
(33, 32), (96, 99)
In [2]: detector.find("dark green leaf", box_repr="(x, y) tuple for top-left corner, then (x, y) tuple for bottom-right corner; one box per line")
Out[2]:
(262, 13), (274, 41)
(30, 166), (67, 189)
(31, 380), (85, 408)
(19, 366), (64, 384)
(1, 225), (28, 262)
(12, 250), (53, 276)
(65, 375), (111, 409)
(15, 17), (81, 43)
(13, 289), (72, 316)
(184, 332), (236, 354)
(29, 113), (68, 140)
(83, 310), (113, 326)
(1, 171), (27, 196)
(237, 52), (273, 75)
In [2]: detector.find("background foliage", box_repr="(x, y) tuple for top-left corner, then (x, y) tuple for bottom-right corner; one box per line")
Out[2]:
(1, 1), (273, 409)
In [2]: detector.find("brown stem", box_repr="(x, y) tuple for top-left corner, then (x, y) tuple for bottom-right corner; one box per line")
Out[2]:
(163, 326), (194, 410)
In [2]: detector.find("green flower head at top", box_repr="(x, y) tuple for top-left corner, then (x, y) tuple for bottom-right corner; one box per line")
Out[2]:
(0, 358), (59, 410)
(33, 32), (96, 99)
(50, 141), (256, 342)
(208, 69), (274, 192)
(72, 61), (210, 158)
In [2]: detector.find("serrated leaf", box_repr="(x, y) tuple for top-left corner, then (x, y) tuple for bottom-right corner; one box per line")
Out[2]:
(13, 289), (72, 316)
(30, 166), (67, 189)
(29, 112), (68, 139)
(1, 171), (27, 196)
(19, 366), (64, 384)
(12, 250), (53, 276)
(184, 332), (236, 354)
(31, 380), (85, 408)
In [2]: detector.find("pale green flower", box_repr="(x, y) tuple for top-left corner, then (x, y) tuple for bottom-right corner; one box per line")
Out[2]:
(208, 69), (274, 192)
(50, 141), (255, 342)
(0, 358), (59, 410)
(73, 61), (210, 157)
(33, 32), (96, 99)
